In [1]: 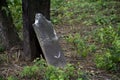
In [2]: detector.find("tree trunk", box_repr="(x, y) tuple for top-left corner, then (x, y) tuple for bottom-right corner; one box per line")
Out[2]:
(22, 0), (50, 60)
(0, 0), (21, 49)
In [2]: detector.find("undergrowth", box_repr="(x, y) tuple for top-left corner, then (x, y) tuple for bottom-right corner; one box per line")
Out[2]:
(4, 58), (89, 80)
(51, 0), (120, 26)
(1, 0), (119, 79)
(94, 26), (120, 71)
(65, 33), (96, 57)
(52, 0), (120, 71)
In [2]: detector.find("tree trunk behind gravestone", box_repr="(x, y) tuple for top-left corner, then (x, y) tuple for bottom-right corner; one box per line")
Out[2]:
(0, 0), (21, 49)
(22, 0), (50, 60)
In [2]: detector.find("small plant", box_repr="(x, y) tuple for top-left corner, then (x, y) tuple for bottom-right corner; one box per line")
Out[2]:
(43, 63), (75, 80)
(7, 76), (18, 80)
(95, 51), (116, 70)
(44, 64), (85, 80)
(20, 58), (46, 79)
(95, 26), (118, 48)
(65, 33), (95, 57)
(19, 58), (87, 80)
(94, 26), (120, 71)
(20, 65), (39, 78)
(88, 44), (97, 53)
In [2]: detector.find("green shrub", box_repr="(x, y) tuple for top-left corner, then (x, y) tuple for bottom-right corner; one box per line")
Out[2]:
(95, 26), (118, 48)
(65, 33), (96, 57)
(94, 26), (120, 71)
(20, 65), (39, 78)
(19, 59), (87, 80)
(44, 64), (85, 80)
(95, 51), (116, 70)
(7, 76), (18, 80)
(111, 40), (120, 63)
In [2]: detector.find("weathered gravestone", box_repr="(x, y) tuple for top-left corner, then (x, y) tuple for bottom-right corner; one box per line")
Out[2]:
(33, 13), (66, 67)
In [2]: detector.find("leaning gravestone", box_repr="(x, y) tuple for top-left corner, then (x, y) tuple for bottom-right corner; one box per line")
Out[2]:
(33, 13), (66, 67)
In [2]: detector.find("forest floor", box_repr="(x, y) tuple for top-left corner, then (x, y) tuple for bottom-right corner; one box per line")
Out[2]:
(0, 24), (120, 80)
(55, 24), (120, 80)
(1, 0), (119, 79)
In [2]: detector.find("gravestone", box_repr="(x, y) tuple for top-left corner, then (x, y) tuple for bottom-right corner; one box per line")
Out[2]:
(33, 13), (66, 67)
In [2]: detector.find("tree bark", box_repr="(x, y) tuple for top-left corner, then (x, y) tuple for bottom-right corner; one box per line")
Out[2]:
(22, 0), (50, 60)
(0, 0), (21, 49)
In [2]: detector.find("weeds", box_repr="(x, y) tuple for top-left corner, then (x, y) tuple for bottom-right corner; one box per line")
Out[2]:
(55, 0), (120, 71)
(51, 0), (120, 26)
(65, 33), (96, 57)
(19, 59), (88, 80)
(94, 26), (120, 71)
(7, 76), (18, 80)
(20, 65), (39, 78)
